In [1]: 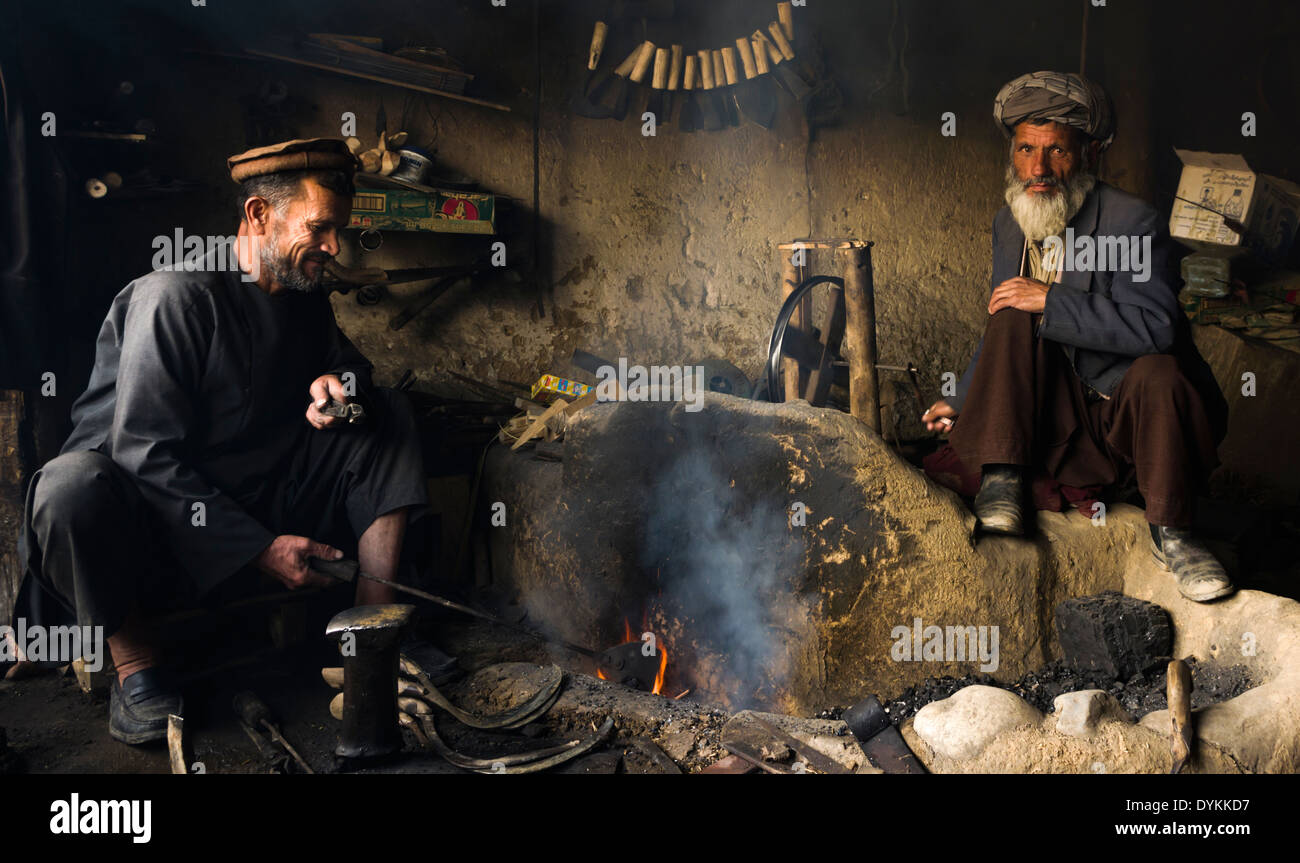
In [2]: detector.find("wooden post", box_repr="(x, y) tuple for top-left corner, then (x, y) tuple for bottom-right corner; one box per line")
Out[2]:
(841, 242), (881, 433)
(778, 244), (809, 401)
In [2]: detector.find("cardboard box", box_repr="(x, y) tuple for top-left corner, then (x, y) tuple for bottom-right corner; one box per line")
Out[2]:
(349, 187), (496, 235)
(530, 374), (593, 404)
(1169, 149), (1300, 263)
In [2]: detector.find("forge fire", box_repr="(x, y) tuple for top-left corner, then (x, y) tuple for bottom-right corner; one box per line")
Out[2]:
(2, 0), (1299, 835)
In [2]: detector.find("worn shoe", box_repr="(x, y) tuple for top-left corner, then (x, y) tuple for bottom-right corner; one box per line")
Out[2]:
(1150, 525), (1235, 603)
(109, 669), (183, 745)
(974, 465), (1025, 535)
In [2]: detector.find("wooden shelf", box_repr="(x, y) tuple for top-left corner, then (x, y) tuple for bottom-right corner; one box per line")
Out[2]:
(242, 47), (511, 113)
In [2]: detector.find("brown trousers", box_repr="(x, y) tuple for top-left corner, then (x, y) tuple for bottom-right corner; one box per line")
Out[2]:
(948, 309), (1226, 527)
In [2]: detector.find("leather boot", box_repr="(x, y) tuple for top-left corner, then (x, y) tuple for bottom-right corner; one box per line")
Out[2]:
(974, 464), (1024, 535)
(1150, 524), (1235, 602)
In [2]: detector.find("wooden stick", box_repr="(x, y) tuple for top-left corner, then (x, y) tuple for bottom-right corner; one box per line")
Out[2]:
(721, 46), (739, 86)
(614, 44), (642, 78)
(588, 21), (608, 71)
(668, 44), (684, 90)
(736, 37), (758, 80)
(780, 245), (807, 401)
(1168, 659), (1194, 774)
(167, 715), (188, 775)
(752, 36), (771, 75)
(767, 22), (795, 60)
(778, 2), (795, 41)
(511, 398), (569, 450)
(697, 50), (715, 89)
(652, 48), (669, 90)
(841, 244), (881, 431)
(630, 41), (657, 84)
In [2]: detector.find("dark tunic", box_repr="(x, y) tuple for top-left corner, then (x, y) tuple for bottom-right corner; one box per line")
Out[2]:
(49, 257), (376, 593)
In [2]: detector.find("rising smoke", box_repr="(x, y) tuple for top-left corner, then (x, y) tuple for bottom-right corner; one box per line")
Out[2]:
(640, 444), (797, 708)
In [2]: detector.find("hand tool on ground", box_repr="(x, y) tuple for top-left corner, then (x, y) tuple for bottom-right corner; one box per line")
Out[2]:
(720, 739), (796, 774)
(325, 604), (414, 761)
(842, 694), (927, 774)
(747, 715), (852, 774)
(712, 49), (738, 126)
(678, 54), (700, 132)
(695, 49), (725, 130)
(733, 37), (775, 129)
(754, 28), (812, 101)
(1167, 659), (1194, 774)
(665, 44), (683, 123)
(309, 557), (603, 661)
(625, 738), (682, 774)
(644, 47), (669, 122)
(232, 689), (317, 774)
(167, 714), (188, 775)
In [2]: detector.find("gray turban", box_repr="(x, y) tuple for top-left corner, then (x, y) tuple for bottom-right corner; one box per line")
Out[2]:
(993, 71), (1115, 149)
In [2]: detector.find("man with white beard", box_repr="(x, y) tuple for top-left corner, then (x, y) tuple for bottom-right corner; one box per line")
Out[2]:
(921, 72), (1233, 603)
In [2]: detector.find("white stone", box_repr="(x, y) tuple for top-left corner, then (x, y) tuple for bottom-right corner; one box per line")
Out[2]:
(1053, 689), (1121, 738)
(912, 685), (1043, 760)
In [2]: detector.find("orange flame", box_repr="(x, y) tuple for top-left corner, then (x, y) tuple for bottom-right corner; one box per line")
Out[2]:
(651, 642), (668, 695)
(595, 616), (670, 695)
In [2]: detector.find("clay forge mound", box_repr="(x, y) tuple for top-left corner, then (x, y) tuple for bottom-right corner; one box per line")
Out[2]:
(485, 394), (1300, 771)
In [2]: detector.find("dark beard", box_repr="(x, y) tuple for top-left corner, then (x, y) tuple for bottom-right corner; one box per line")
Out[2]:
(260, 229), (327, 294)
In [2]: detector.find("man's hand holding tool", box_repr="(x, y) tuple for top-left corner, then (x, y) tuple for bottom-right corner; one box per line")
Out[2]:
(306, 373), (358, 429)
(922, 400), (957, 434)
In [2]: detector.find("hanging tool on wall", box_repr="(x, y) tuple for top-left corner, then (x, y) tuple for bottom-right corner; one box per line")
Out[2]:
(732, 37), (775, 128)
(644, 46), (670, 122)
(695, 49), (725, 130)
(665, 44), (684, 122)
(678, 53), (699, 131)
(711, 50), (738, 126)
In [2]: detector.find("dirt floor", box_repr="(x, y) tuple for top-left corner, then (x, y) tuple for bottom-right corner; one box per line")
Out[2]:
(0, 594), (648, 775)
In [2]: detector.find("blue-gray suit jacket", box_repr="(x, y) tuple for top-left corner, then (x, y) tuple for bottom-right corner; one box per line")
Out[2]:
(950, 182), (1225, 416)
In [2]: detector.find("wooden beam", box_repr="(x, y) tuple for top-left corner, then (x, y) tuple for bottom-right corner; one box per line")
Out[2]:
(841, 244), (881, 432)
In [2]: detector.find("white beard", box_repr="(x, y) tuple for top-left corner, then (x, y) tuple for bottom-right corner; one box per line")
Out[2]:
(1004, 164), (1097, 242)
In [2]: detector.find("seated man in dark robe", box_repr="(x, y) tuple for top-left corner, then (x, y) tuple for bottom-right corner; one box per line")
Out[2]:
(921, 72), (1233, 604)
(17, 138), (435, 743)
